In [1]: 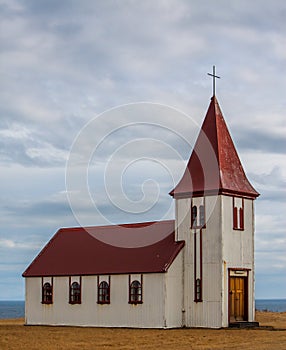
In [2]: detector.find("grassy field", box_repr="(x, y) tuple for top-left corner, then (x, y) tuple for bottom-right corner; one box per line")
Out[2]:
(0, 311), (285, 349)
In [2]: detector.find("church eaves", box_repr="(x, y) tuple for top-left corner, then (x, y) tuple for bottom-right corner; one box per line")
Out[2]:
(170, 96), (259, 199)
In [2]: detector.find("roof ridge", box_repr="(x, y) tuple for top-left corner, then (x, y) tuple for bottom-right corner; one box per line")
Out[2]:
(213, 96), (227, 190)
(58, 219), (175, 232)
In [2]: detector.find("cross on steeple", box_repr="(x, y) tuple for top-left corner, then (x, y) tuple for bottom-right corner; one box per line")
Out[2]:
(207, 65), (220, 96)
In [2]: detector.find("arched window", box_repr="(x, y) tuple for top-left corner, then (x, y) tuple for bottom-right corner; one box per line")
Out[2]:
(129, 280), (142, 304)
(69, 281), (81, 304)
(42, 282), (53, 304)
(98, 281), (110, 304)
(192, 205), (197, 228)
(199, 205), (205, 227)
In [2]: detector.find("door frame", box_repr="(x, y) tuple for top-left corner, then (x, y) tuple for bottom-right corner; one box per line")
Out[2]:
(228, 268), (249, 323)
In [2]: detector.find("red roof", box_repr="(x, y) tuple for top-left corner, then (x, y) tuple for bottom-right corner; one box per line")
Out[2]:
(22, 220), (184, 277)
(170, 96), (259, 199)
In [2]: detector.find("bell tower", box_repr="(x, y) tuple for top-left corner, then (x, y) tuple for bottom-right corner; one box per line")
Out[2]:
(170, 92), (259, 328)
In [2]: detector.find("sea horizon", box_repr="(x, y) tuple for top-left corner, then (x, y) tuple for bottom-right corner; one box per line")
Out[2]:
(0, 299), (286, 319)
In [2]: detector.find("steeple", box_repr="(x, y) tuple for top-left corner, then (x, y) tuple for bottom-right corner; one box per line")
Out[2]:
(170, 96), (259, 199)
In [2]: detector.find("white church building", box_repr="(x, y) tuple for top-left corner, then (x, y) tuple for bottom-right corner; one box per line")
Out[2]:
(23, 93), (259, 328)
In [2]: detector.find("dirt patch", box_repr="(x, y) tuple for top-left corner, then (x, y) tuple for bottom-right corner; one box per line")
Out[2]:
(256, 311), (286, 329)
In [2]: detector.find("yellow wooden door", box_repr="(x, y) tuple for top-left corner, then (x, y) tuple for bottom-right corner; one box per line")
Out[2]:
(229, 277), (246, 322)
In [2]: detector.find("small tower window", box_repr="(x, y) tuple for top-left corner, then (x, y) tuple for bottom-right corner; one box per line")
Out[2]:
(199, 205), (205, 227)
(195, 278), (202, 302)
(42, 281), (53, 304)
(192, 205), (197, 228)
(233, 197), (244, 230)
(98, 281), (110, 304)
(239, 207), (244, 230)
(192, 201), (206, 229)
(233, 206), (238, 229)
(129, 280), (142, 304)
(69, 281), (81, 304)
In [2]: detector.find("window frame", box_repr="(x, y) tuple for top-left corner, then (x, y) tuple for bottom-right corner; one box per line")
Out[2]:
(239, 207), (244, 230)
(193, 229), (203, 303)
(97, 276), (110, 304)
(191, 198), (206, 229)
(41, 277), (53, 304)
(191, 205), (198, 228)
(128, 275), (143, 305)
(69, 277), (82, 304)
(199, 204), (205, 228)
(233, 197), (244, 231)
(195, 278), (202, 302)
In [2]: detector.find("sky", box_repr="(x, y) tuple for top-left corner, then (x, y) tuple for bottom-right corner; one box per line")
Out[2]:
(0, 0), (285, 300)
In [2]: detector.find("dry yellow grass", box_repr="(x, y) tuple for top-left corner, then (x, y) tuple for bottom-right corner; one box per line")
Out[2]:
(0, 311), (285, 350)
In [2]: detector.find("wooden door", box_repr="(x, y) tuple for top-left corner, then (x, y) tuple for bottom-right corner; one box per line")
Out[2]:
(229, 277), (247, 322)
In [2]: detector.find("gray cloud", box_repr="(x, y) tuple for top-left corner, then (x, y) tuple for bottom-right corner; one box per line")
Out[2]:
(250, 166), (286, 202)
(236, 129), (286, 154)
(0, 0), (285, 299)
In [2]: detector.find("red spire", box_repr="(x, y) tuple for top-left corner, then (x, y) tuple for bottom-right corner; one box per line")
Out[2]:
(170, 96), (259, 199)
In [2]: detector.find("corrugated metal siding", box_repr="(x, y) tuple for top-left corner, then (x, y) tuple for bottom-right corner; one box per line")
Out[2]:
(164, 250), (183, 328)
(25, 274), (166, 328)
(175, 198), (191, 327)
(222, 196), (253, 267)
(189, 197), (222, 328)
(176, 196), (224, 328)
(221, 196), (255, 325)
(190, 301), (222, 328)
(176, 198), (191, 241)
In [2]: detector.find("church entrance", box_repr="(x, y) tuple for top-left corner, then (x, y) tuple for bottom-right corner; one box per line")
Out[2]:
(229, 271), (248, 323)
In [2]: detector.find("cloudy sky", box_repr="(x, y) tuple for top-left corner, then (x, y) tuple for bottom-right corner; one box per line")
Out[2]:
(0, 0), (285, 300)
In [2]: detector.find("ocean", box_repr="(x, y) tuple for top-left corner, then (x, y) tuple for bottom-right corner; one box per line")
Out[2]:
(0, 301), (25, 319)
(255, 299), (286, 312)
(0, 299), (285, 319)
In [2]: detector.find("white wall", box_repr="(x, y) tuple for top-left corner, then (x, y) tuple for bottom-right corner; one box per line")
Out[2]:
(190, 196), (223, 328)
(175, 194), (256, 328)
(175, 196), (223, 328)
(164, 250), (183, 328)
(25, 273), (168, 328)
(175, 197), (191, 242)
(221, 196), (255, 324)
